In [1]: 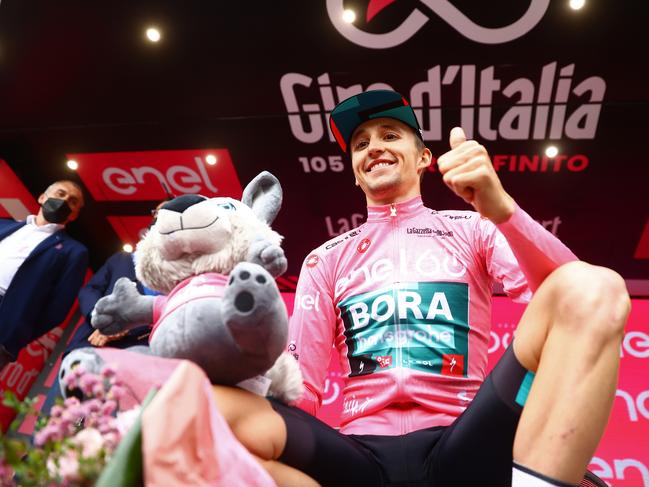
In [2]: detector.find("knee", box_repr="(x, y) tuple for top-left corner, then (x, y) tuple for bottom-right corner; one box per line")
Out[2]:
(546, 261), (630, 339)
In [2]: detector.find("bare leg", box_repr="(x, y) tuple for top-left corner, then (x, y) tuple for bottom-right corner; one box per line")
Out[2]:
(212, 385), (321, 487)
(512, 262), (630, 484)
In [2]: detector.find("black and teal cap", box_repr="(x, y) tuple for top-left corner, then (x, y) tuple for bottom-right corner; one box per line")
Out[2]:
(329, 90), (423, 153)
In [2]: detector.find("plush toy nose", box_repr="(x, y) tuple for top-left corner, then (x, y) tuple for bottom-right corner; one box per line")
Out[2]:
(162, 194), (207, 213)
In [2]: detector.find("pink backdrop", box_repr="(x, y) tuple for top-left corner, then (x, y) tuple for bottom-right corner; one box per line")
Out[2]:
(282, 294), (649, 487)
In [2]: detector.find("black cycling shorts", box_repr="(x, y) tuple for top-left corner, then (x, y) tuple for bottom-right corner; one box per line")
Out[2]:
(269, 345), (532, 487)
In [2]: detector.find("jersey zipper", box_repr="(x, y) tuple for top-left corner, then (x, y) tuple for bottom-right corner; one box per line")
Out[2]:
(390, 203), (407, 433)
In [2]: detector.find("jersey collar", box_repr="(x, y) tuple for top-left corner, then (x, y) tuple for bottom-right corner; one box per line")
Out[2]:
(366, 196), (428, 222)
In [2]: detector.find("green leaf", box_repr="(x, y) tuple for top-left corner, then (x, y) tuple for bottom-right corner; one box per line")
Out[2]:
(1, 390), (19, 410)
(26, 448), (46, 465)
(35, 415), (48, 430)
(3, 438), (27, 465)
(95, 388), (158, 487)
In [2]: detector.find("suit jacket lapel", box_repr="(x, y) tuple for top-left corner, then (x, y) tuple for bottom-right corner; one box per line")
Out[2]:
(23, 232), (64, 262)
(0, 220), (26, 240)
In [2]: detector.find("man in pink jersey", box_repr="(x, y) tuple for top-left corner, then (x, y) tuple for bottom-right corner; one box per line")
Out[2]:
(212, 90), (630, 487)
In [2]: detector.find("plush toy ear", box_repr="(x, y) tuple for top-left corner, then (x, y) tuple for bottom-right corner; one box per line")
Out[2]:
(241, 171), (282, 225)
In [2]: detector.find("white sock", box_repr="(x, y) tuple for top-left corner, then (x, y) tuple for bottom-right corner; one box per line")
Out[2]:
(512, 463), (576, 487)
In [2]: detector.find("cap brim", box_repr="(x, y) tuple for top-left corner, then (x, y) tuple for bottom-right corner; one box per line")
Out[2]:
(329, 90), (422, 152)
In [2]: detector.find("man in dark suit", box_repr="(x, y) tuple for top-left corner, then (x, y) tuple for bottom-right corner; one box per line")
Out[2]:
(65, 199), (167, 354)
(0, 180), (88, 370)
(65, 250), (158, 353)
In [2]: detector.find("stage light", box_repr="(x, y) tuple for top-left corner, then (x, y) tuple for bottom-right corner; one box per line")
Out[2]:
(545, 146), (559, 158)
(342, 9), (356, 23)
(146, 27), (161, 43)
(66, 160), (78, 170)
(205, 154), (217, 165)
(123, 243), (134, 253)
(569, 0), (585, 10)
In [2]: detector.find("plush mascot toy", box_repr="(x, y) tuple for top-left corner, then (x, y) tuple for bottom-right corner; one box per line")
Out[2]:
(61, 172), (302, 403)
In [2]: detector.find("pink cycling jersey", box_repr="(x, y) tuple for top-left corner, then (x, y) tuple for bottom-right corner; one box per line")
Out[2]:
(288, 196), (577, 435)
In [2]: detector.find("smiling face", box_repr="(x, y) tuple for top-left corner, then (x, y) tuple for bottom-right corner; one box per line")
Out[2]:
(350, 118), (431, 206)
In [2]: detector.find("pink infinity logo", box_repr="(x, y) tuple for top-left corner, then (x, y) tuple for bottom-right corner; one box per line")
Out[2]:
(327, 0), (550, 48)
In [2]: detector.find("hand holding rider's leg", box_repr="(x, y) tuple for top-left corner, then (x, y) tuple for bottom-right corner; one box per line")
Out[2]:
(511, 261), (630, 486)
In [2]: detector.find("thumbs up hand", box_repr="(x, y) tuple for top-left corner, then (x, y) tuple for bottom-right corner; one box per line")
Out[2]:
(436, 127), (515, 224)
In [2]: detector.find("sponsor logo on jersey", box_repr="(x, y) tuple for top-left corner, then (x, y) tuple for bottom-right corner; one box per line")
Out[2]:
(324, 228), (362, 251)
(325, 239), (343, 250)
(406, 227), (454, 237)
(295, 291), (321, 311)
(339, 281), (469, 377)
(335, 249), (467, 295)
(407, 227), (432, 235)
(376, 355), (392, 368)
(306, 254), (320, 267)
(357, 238), (371, 254)
(441, 354), (465, 376)
(442, 214), (472, 220)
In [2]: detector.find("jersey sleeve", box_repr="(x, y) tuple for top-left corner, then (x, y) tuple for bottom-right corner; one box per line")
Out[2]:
(479, 204), (578, 301)
(288, 254), (337, 416)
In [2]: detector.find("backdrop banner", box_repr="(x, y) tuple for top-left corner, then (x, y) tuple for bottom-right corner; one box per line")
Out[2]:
(0, 2), (646, 282)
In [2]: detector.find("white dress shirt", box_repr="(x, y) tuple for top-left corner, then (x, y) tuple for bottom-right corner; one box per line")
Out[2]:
(0, 215), (63, 296)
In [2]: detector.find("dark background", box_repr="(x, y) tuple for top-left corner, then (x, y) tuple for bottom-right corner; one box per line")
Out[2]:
(0, 0), (647, 290)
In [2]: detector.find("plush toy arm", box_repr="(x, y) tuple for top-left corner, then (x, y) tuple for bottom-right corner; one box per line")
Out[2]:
(246, 239), (287, 278)
(91, 277), (155, 336)
(222, 262), (287, 364)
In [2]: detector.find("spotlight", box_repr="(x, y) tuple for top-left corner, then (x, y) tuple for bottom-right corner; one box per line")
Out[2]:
(205, 154), (217, 165)
(66, 160), (78, 170)
(123, 243), (134, 253)
(146, 27), (161, 42)
(342, 9), (356, 23)
(569, 0), (585, 10)
(545, 146), (559, 158)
